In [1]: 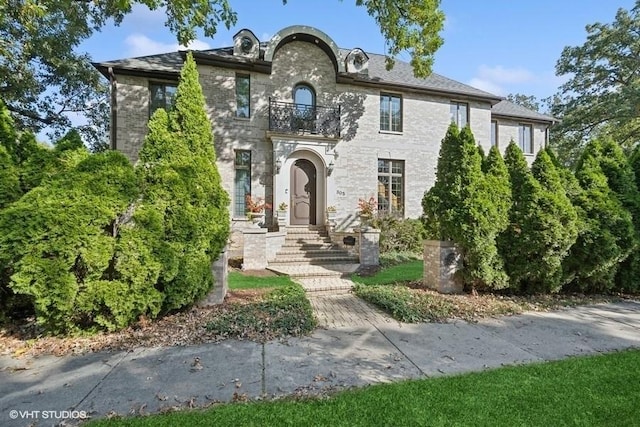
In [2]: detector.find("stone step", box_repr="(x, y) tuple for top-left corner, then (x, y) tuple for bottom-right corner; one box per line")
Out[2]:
(296, 277), (354, 293)
(269, 256), (360, 265)
(275, 249), (351, 256)
(283, 239), (333, 246)
(267, 263), (360, 278)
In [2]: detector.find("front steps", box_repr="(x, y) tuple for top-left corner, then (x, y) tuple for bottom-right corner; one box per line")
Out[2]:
(267, 226), (359, 290)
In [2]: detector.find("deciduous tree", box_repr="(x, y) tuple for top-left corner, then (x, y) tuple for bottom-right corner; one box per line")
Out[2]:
(551, 2), (640, 163)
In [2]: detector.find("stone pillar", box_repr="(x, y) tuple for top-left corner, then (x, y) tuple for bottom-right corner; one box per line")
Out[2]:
(198, 245), (228, 307)
(242, 227), (268, 270)
(358, 228), (380, 267)
(423, 240), (463, 294)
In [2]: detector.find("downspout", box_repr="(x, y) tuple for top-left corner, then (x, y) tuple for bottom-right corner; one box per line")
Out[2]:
(108, 67), (117, 150)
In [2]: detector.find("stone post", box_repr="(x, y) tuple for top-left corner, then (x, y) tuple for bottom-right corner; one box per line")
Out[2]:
(198, 245), (228, 307)
(423, 240), (463, 294)
(242, 227), (268, 270)
(358, 228), (380, 267)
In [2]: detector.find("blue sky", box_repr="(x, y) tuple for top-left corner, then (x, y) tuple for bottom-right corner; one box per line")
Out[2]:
(83, 0), (634, 102)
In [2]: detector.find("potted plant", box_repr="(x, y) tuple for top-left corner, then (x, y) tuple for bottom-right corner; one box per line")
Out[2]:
(276, 202), (288, 225)
(245, 195), (271, 227)
(357, 196), (377, 227)
(326, 205), (337, 222)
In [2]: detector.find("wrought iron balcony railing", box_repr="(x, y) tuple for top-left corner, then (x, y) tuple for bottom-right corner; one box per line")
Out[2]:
(268, 99), (340, 138)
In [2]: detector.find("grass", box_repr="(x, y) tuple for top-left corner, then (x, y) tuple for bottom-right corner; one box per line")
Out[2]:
(351, 259), (423, 285)
(90, 349), (640, 426)
(228, 271), (297, 290)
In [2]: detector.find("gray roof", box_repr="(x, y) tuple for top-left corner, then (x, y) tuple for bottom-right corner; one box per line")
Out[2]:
(343, 49), (500, 101)
(94, 45), (551, 122)
(492, 100), (556, 123)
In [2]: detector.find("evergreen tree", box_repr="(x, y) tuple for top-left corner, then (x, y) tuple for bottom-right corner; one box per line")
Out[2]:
(563, 139), (636, 292)
(530, 149), (579, 292)
(423, 124), (509, 289)
(138, 52), (230, 311)
(499, 142), (576, 293)
(0, 145), (20, 209)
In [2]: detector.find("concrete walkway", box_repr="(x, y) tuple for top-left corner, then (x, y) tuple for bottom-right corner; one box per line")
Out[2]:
(1, 301), (640, 426)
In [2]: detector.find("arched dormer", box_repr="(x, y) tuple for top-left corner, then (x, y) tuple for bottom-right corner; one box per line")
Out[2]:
(264, 25), (345, 74)
(345, 48), (369, 75)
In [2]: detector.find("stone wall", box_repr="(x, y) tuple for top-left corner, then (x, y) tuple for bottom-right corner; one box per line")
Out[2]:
(112, 36), (545, 247)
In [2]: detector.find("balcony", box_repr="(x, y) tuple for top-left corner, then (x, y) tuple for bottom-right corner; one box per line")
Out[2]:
(268, 99), (340, 138)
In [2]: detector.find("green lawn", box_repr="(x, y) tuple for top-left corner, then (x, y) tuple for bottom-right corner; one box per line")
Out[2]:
(228, 271), (297, 290)
(351, 259), (423, 285)
(91, 349), (640, 426)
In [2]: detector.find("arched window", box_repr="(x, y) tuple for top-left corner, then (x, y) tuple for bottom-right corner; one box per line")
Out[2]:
(293, 83), (315, 107)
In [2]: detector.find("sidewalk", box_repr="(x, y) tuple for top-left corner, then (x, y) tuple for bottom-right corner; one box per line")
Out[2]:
(1, 301), (639, 426)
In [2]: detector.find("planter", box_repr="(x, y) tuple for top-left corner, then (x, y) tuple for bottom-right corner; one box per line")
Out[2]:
(248, 212), (265, 228)
(276, 209), (287, 227)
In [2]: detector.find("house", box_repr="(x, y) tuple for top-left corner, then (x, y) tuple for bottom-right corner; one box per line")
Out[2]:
(94, 25), (555, 260)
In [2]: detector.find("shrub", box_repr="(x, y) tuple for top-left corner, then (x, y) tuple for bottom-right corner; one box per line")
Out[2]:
(370, 213), (426, 254)
(206, 284), (315, 339)
(0, 151), (164, 333)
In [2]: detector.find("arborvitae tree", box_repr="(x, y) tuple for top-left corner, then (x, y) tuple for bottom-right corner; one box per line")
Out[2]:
(483, 145), (511, 230)
(477, 144), (486, 165)
(499, 142), (575, 293)
(422, 124), (509, 289)
(530, 149), (579, 292)
(594, 139), (640, 292)
(563, 139), (636, 292)
(422, 123), (460, 240)
(0, 150), (164, 333)
(138, 52), (230, 311)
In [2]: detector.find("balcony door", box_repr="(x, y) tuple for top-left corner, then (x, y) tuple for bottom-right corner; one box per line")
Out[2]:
(290, 159), (316, 225)
(293, 83), (316, 133)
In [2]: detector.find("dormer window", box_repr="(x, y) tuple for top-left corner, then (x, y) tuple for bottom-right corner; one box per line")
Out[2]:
(240, 36), (253, 54)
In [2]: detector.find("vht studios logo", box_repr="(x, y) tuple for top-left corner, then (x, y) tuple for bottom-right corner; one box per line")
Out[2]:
(9, 410), (87, 420)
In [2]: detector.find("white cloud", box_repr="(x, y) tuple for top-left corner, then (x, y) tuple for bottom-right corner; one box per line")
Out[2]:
(468, 78), (507, 96)
(467, 65), (537, 96)
(124, 34), (211, 57)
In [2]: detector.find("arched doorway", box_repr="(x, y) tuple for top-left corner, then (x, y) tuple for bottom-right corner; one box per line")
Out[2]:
(290, 159), (316, 225)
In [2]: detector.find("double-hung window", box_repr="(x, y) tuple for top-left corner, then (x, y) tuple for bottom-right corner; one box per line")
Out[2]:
(235, 74), (250, 118)
(450, 101), (468, 128)
(380, 93), (402, 132)
(149, 83), (177, 116)
(234, 150), (251, 217)
(519, 124), (533, 154)
(377, 159), (404, 214)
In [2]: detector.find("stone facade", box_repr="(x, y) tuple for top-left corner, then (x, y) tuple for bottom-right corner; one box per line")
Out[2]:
(102, 25), (555, 254)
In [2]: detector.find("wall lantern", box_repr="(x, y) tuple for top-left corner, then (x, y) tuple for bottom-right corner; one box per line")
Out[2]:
(327, 160), (335, 176)
(275, 158), (282, 174)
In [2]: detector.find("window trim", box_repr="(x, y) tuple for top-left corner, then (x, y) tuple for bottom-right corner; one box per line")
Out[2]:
(518, 123), (534, 154)
(148, 81), (178, 117)
(379, 92), (403, 133)
(235, 73), (251, 119)
(377, 158), (405, 216)
(450, 101), (469, 128)
(233, 150), (252, 218)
